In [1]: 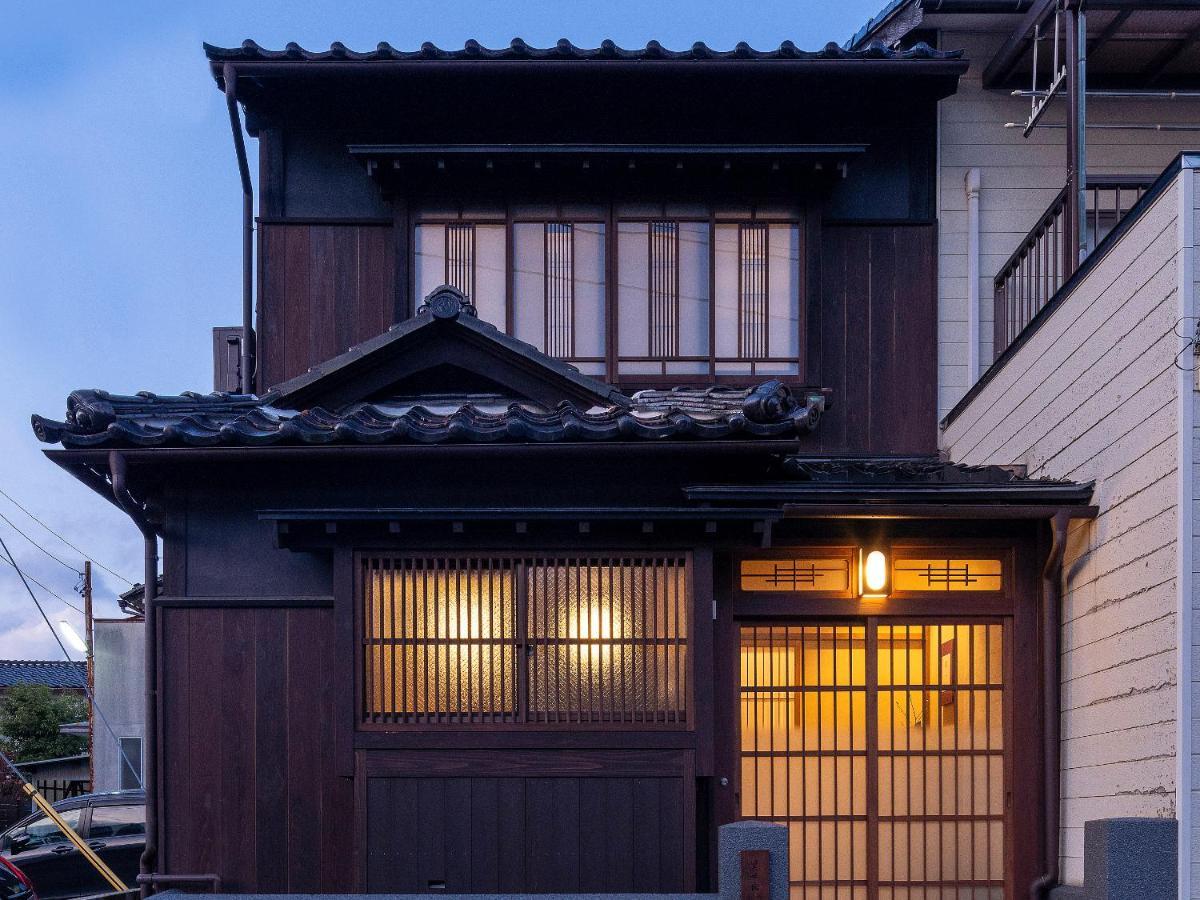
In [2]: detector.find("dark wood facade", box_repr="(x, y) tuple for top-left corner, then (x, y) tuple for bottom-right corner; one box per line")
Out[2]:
(32, 38), (1092, 900)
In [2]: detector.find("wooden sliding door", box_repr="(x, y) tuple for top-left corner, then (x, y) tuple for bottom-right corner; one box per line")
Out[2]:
(738, 620), (1009, 900)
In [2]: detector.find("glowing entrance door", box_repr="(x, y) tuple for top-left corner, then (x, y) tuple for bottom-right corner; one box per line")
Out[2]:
(739, 622), (1007, 900)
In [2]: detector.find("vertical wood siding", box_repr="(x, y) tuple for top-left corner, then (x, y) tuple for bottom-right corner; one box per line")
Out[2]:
(259, 223), (395, 391)
(937, 30), (1196, 420)
(943, 178), (1186, 885)
(365, 764), (688, 893)
(160, 606), (354, 892)
(816, 224), (938, 454)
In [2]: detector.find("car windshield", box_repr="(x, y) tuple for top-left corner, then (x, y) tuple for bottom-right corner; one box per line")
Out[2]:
(8, 808), (82, 851)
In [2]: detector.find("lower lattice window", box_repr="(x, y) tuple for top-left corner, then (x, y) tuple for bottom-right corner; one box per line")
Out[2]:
(362, 555), (689, 726)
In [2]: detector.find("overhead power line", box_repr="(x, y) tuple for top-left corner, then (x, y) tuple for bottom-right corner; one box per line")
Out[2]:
(0, 553), (84, 615)
(0, 511), (82, 576)
(0, 533), (142, 788)
(0, 485), (135, 586)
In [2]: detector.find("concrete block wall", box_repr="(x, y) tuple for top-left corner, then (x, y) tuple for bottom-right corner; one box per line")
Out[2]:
(942, 173), (1188, 886)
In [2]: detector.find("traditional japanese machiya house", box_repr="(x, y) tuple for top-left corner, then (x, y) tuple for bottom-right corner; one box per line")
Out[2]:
(30, 35), (1100, 899)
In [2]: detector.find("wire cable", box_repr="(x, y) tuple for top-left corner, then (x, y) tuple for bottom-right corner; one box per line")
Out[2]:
(0, 533), (142, 788)
(0, 511), (82, 576)
(0, 553), (84, 614)
(0, 486), (135, 586)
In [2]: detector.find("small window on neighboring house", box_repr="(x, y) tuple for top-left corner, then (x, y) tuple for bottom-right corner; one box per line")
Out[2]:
(118, 737), (142, 791)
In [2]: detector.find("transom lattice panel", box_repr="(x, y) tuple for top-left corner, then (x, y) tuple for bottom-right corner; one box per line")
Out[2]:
(362, 555), (689, 727)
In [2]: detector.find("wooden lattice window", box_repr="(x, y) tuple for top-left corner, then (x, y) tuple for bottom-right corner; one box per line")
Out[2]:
(648, 221), (680, 357)
(738, 223), (769, 359)
(544, 224), (575, 358)
(445, 223), (475, 298)
(362, 554), (690, 726)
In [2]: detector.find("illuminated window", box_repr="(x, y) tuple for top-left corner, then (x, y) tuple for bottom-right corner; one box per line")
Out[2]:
(892, 558), (1003, 592)
(362, 555), (688, 726)
(739, 555), (852, 593)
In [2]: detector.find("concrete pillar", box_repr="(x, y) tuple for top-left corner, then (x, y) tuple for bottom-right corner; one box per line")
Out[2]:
(1083, 818), (1177, 900)
(717, 821), (788, 900)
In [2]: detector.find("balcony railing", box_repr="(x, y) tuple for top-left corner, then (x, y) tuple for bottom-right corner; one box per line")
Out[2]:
(993, 176), (1152, 359)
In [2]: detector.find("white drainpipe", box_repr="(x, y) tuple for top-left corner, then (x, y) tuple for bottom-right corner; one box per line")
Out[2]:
(965, 168), (982, 383)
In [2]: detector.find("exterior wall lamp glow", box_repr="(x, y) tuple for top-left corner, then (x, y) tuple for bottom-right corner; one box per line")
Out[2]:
(861, 549), (889, 598)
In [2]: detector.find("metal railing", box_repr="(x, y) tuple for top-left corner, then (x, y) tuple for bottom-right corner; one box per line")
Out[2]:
(993, 176), (1152, 359)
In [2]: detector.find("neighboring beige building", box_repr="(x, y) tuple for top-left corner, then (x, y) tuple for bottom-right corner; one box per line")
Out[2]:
(855, 2), (1200, 896)
(91, 618), (145, 794)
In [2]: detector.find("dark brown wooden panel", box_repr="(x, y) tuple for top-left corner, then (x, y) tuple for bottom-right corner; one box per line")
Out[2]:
(160, 607), (353, 892)
(816, 223), (937, 454)
(364, 751), (692, 893)
(259, 222), (395, 391)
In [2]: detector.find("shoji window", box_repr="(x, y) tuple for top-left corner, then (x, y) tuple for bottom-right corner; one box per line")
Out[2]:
(413, 222), (506, 324)
(616, 221), (710, 377)
(714, 222), (802, 376)
(512, 222), (606, 375)
(361, 554), (689, 727)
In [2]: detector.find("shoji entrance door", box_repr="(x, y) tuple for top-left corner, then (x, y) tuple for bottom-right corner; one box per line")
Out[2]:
(738, 621), (1009, 900)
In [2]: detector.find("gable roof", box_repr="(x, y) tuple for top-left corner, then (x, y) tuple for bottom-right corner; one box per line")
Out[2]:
(265, 285), (629, 411)
(0, 660), (86, 690)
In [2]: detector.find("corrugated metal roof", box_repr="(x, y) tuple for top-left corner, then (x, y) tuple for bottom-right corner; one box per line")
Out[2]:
(0, 660), (86, 690)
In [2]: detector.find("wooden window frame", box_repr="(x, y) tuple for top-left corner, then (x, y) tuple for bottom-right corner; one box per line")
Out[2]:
(356, 551), (694, 732)
(408, 205), (810, 386)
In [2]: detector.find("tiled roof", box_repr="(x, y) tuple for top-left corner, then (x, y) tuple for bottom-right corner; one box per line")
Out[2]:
(31, 382), (826, 449)
(0, 660), (86, 690)
(204, 37), (963, 65)
(847, 0), (914, 50)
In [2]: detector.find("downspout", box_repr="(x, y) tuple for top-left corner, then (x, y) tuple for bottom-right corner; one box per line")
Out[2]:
(223, 63), (255, 395)
(1031, 509), (1070, 900)
(965, 169), (982, 382)
(109, 451), (159, 899)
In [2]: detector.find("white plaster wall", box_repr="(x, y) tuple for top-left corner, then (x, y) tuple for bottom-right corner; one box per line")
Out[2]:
(92, 619), (145, 793)
(936, 27), (1197, 421)
(942, 176), (1186, 886)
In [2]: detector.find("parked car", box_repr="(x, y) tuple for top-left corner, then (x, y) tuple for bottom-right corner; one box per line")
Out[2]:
(0, 856), (36, 900)
(0, 792), (143, 900)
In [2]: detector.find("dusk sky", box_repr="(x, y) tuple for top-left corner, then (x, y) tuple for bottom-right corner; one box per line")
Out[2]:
(0, 0), (884, 659)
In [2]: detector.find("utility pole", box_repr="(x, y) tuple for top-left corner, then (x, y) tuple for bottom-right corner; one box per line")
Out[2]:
(83, 561), (94, 790)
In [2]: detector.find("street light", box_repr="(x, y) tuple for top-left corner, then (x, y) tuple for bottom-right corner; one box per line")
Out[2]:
(58, 620), (88, 655)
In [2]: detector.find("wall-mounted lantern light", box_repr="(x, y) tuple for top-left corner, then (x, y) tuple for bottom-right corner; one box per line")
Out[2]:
(861, 549), (889, 598)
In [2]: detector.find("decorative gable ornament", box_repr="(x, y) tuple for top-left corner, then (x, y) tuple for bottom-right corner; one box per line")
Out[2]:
(417, 284), (477, 320)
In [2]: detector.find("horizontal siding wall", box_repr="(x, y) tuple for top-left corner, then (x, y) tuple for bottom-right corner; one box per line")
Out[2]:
(1190, 167), (1200, 897)
(942, 176), (1185, 886)
(937, 28), (1194, 420)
